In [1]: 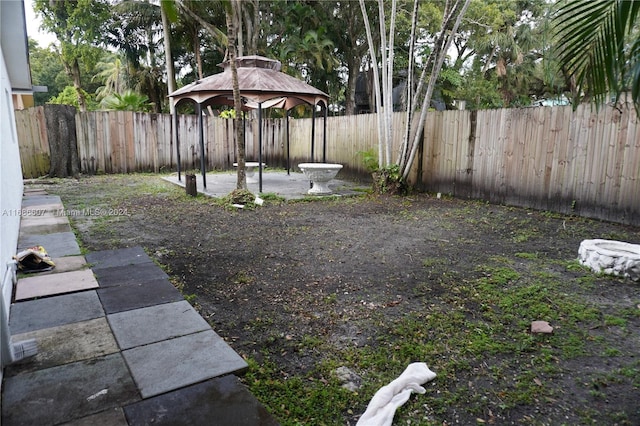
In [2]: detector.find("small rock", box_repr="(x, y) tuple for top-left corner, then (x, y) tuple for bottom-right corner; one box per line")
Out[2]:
(531, 320), (553, 334)
(334, 366), (362, 391)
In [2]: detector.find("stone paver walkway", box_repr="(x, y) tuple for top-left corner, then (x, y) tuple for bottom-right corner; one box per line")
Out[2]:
(1, 187), (279, 425)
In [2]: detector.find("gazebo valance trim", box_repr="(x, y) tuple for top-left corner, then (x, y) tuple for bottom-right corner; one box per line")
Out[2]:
(173, 92), (327, 110)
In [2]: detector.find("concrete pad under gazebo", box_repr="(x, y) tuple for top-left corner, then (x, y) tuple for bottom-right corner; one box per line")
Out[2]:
(162, 170), (369, 201)
(169, 56), (332, 193)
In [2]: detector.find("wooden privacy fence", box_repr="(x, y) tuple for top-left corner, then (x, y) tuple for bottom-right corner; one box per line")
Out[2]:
(75, 111), (288, 174)
(14, 107), (49, 178)
(15, 104), (640, 225)
(15, 107), (289, 176)
(414, 105), (639, 225)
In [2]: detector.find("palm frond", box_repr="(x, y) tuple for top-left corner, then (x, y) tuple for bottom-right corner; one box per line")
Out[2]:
(553, 0), (640, 113)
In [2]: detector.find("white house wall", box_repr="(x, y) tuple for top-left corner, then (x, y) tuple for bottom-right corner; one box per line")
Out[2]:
(0, 35), (26, 391)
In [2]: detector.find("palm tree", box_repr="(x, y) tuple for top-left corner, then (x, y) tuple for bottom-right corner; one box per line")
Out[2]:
(553, 0), (640, 114)
(93, 55), (127, 101)
(101, 90), (153, 112)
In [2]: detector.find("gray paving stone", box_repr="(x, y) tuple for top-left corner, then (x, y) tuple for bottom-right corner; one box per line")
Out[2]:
(93, 262), (169, 288)
(97, 278), (183, 314)
(15, 269), (99, 301)
(6, 317), (119, 376)
(85, 247), (152, 271)
(22, 188), (48, 196)
(48, 255), (87, 273)
(60, 408), (128, 426)
(124, 375), (280, 426)
(9, 291), (104, 334)
(1, 354), (139, 426)
(21, 195), (62, 207)
(108, 300), (210, 350)
(19, 215), (71, 236)
(122, 330), (248, 398)
(18, 232), (81, 257)
(19, 201), (64, 214)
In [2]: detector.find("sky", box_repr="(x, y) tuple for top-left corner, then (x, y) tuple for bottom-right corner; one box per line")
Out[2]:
(23, 0), (57, 47)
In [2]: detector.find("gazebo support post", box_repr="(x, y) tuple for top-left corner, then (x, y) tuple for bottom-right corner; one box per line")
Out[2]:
(258, 102), (263, 193)
(197, 103), (207, 189)
(311, 106), (316, 162)
(322, 103), (327, 163)
(286, 109), (290, 175)
(174, 110), (181, 182)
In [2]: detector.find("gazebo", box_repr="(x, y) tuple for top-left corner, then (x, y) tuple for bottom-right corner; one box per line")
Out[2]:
(169, 55), (329, 192)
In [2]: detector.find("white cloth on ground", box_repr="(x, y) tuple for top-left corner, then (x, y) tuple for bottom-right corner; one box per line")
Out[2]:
(356, 362), (437, 426)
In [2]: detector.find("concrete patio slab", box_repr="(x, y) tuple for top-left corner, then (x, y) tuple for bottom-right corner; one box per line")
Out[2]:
(9, 291), (104, 334)
(97, 278), (183, 314)
(122, 329), (248, 398)
(18, 231), (81, 257)
(1, 353), (138, 426)
(93, 262), (168, 288)
(5, 317), (119, 376)
(163, 170), (369, 200)
(19, 201), (64, 213)
(62, 407), (128, 426)
(14, 269), (99, 301)
(19, 215), (71, 236)
(108, 300), (210, 350)
(22, 188), (48, 196)
(123, 375), (279, 426)
(47, 255), (87, 273)
(85, 246), (152, 271)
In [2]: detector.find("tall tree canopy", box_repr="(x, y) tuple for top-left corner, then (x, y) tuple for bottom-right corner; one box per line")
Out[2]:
(29, 0), (572, 115)
(34, 0), (111, 112)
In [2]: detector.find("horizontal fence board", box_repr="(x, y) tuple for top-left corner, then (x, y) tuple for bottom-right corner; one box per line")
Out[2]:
(15, 104), (640, 225)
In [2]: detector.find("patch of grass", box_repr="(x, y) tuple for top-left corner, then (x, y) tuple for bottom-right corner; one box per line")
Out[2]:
(183, 293), (197, 305)
(604, 315), (627, 328)
(259, 192), (286, 204)
(221, 189), (257, 209)
(242, 356), (356, 425)
(233, 270), (255, 285)
(515, 252), (539, 259)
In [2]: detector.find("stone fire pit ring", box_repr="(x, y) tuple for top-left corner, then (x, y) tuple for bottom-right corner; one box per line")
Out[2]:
(578, 239), (640, 281)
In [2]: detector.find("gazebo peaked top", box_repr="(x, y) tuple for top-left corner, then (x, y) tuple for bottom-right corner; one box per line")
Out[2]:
(169, 55), (328, 110)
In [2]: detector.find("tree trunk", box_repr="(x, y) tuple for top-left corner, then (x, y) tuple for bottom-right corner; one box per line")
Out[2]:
(345, 60), (358, 115)
(65, 58), (87, 113)
(226, 1), (246, 190)
(45, 104), (79, 178)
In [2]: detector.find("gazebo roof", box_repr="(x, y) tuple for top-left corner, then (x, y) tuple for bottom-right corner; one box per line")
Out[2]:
(169, 55), (328, 110)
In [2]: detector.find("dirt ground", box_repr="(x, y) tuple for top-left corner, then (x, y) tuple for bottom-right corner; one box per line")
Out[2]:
(40, 175), (640, 425)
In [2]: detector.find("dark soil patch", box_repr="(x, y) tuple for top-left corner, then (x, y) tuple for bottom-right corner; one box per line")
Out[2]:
(42, 175), (640, 425)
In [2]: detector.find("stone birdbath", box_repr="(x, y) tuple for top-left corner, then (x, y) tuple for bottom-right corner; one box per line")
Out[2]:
(233, 162), (266, 183)
(578, 239), (640, 281)
(298, 163), (343, 195)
